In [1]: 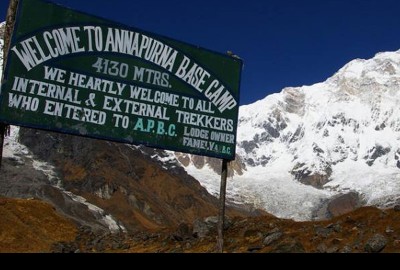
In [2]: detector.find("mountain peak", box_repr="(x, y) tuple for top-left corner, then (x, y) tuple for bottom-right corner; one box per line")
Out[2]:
(330, 49), (400, 85)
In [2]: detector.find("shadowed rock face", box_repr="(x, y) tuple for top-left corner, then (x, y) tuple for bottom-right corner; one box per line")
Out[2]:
(0, 154), (110, 232)
(311, 192), (363, 220)
(9, 127), (249, 232)
(175, 152), (246, 177)
(327, 192), (361, 217)
(291, 163), (332, 190)
(282, 87), (305, 116)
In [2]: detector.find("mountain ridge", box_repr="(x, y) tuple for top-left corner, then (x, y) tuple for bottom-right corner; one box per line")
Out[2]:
(180, 49), (400, 220)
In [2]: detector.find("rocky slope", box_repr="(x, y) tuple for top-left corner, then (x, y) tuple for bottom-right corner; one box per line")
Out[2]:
(1, 126), (252, 233)
(123, 205), (400, 253)
(2, 196), (400, 253)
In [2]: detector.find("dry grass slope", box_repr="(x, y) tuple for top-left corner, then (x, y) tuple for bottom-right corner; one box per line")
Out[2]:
(0, 197), (77, 253)
(1, 196), (400, 253)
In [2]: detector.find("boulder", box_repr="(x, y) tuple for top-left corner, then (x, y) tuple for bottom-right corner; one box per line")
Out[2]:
(270, 239), (305, 253)
(173, 223), (192, 241)
(193, 218), (216, 238)
(364, 234), (387, 253)
(263, 231), (283, 246)
(327, 192), (361, 217)
(341, 245), (352, 253)
(247, 246), (263, 252)
(316, 243), (327, 253)
(193, 216), (232, 238)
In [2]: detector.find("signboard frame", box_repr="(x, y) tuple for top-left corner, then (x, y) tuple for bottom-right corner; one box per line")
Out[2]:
(0, 0), (242, 160)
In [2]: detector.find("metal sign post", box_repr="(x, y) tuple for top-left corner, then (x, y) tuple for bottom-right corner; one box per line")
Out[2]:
(0, 0), (18, 167)
(217, 159), (229, 253)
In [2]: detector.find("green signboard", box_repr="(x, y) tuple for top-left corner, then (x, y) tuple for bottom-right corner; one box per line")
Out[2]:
(0, 0), (242, 160)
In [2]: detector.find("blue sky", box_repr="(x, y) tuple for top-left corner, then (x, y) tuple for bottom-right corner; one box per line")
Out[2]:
(2, 0), (400, 105)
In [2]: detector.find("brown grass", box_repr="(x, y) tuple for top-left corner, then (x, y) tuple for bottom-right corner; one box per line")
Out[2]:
(0, 197), (77, 253)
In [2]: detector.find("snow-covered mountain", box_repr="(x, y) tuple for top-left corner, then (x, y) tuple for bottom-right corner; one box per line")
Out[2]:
(182, 50), (400, 220)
